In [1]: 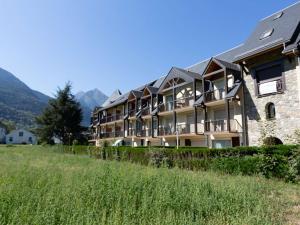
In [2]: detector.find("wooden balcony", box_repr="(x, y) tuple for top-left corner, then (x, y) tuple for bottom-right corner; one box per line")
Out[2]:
(141, 107), (151, 116)
(158, 102), (174, 113)
(158, 127), (174, 136)
(177, 123), (204, 134)
(100, 131), (124, 139)
(129, 109), (136, 118)
(100, 114), (123, 124)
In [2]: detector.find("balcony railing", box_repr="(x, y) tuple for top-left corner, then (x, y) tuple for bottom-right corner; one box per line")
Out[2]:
(205, 119), (241, 132)
(176, 123), (204, 134)
(141, 107), (151, 116)
(159, 126), (174, 136)
(100, 131), (124, 139)
(127, 128), (136, 136)
(175, 96), (194, 109)
(158, 102), (174, 112)
(100, 114), (123, 123)
(258, 78), (283, 96)
(204, 88), (225, 102)
(115, 131), (124, 138)
(129, 109), (136, 117)
(141, 129), (152, 137)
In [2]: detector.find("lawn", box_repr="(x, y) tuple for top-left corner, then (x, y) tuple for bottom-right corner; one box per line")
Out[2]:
(0, 145), (299, 225)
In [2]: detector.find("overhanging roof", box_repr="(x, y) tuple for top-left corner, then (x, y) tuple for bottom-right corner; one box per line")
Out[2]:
(226, 81), (242, 99)
(234, 2), (300, 61)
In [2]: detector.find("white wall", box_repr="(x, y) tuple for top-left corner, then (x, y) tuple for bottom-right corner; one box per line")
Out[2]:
(6, 129), (37, 145)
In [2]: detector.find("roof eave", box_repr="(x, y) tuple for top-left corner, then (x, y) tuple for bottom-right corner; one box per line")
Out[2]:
(234, 42), (284, 63)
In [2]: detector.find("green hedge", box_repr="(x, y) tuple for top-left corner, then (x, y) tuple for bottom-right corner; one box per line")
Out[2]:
(50, 144), (300, 182)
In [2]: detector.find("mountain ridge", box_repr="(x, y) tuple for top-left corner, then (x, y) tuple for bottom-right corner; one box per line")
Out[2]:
(75, 89), (108, 126)
(0, 67), (51, 128)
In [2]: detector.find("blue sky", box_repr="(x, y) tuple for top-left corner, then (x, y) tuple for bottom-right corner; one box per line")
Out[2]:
(0, 0), (298, 97)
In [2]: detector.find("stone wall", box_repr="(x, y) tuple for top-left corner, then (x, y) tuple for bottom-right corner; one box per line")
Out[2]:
(244, 54), (300, 146)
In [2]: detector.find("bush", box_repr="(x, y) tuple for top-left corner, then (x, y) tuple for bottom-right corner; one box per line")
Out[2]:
(48, 144), (300, 182)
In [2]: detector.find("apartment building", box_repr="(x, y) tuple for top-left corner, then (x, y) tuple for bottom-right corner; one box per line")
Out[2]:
(90, 2), (300, 148)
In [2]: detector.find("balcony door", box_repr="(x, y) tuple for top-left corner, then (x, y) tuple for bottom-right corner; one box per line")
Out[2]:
(213, 79), (225, 100)
(213, 109), (226, 132)
(166, 95), (173, 111)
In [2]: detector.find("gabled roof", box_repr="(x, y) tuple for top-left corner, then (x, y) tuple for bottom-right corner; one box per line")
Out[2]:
(100, 92), (129, 111)
(186, 44), (244, 75)
(144, 86), (159, 95)
(202, 57), (241, 76)
(213, 58), (241, 72)
(102, 89), (122, 107)
(158, 67), (201, 92)
(235, 2), (300, 61)
(130, 90), (143, 98)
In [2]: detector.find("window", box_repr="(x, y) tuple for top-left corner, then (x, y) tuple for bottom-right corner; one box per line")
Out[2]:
(212, 140), (231, 149)
(254, 61), (284, 96)
(28, 137), (33, 143)
(9, 137), (13, 142)
(260, 28), (274, 40)
(19, 132), (23, 137)
(266, 102), (276, 120)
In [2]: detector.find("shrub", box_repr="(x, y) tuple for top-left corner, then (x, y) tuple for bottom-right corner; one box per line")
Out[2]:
(48, 144), (300, 182)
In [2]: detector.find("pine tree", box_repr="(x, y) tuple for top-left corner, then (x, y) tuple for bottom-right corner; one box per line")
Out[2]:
(36, 83), (83, 144)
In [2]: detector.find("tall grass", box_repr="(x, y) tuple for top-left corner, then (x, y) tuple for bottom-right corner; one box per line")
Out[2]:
(0, 145), (299, 225)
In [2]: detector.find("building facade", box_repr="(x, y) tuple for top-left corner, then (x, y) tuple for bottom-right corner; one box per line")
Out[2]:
(90, 2), (300, 148)
(6, 129), (37, 145)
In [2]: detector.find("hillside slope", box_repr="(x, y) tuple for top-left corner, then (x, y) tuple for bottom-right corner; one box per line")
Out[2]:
(0, 68), (50, 127)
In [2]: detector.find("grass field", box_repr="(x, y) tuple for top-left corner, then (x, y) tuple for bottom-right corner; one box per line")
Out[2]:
(0, 145), (299, 225)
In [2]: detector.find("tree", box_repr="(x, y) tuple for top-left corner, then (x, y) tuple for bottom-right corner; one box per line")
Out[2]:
(0, 120), (16, 133)
(36, 82), (83, 144)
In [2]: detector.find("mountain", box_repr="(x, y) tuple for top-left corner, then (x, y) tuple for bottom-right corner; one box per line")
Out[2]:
(75, 89), (108, 127)
(0, 67), (51, 128)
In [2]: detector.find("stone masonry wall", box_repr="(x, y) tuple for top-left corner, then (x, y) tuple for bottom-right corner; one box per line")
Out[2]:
(244, 54), (300, 146)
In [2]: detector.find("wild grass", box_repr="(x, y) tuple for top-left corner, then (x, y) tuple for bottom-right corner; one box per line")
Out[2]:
(0, 145), (299, 225)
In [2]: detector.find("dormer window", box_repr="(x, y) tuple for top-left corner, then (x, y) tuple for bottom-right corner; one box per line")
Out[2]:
(273, 12), (283, 20)
(260, 28), (274, 40)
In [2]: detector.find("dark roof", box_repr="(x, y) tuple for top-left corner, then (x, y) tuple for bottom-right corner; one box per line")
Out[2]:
(186, 45), (244, 74)
(99, 2), (300, 111)
(214, 58), (241, 72)
(145, 86), (159, 94)
(100, 92), (129, 111)
(130, 90), (143, 98)
(226, 81), (242, 99)
(235, 2), (300, 61)
(102, 89), (122, 107)
(153, 76), (166, 88)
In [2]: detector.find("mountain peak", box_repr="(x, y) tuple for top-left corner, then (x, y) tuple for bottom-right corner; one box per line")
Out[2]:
(75, 88), (108, 126)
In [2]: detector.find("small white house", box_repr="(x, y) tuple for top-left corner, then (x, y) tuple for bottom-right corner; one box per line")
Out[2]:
(0, 126), (6, 144)
(6, 129), (37, 145)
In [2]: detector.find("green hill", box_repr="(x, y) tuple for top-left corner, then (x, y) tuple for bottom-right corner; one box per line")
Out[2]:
(0, 68), (50, 128)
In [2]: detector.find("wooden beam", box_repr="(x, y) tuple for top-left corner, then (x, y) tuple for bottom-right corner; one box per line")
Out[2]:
(203, 68), (225, 78)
